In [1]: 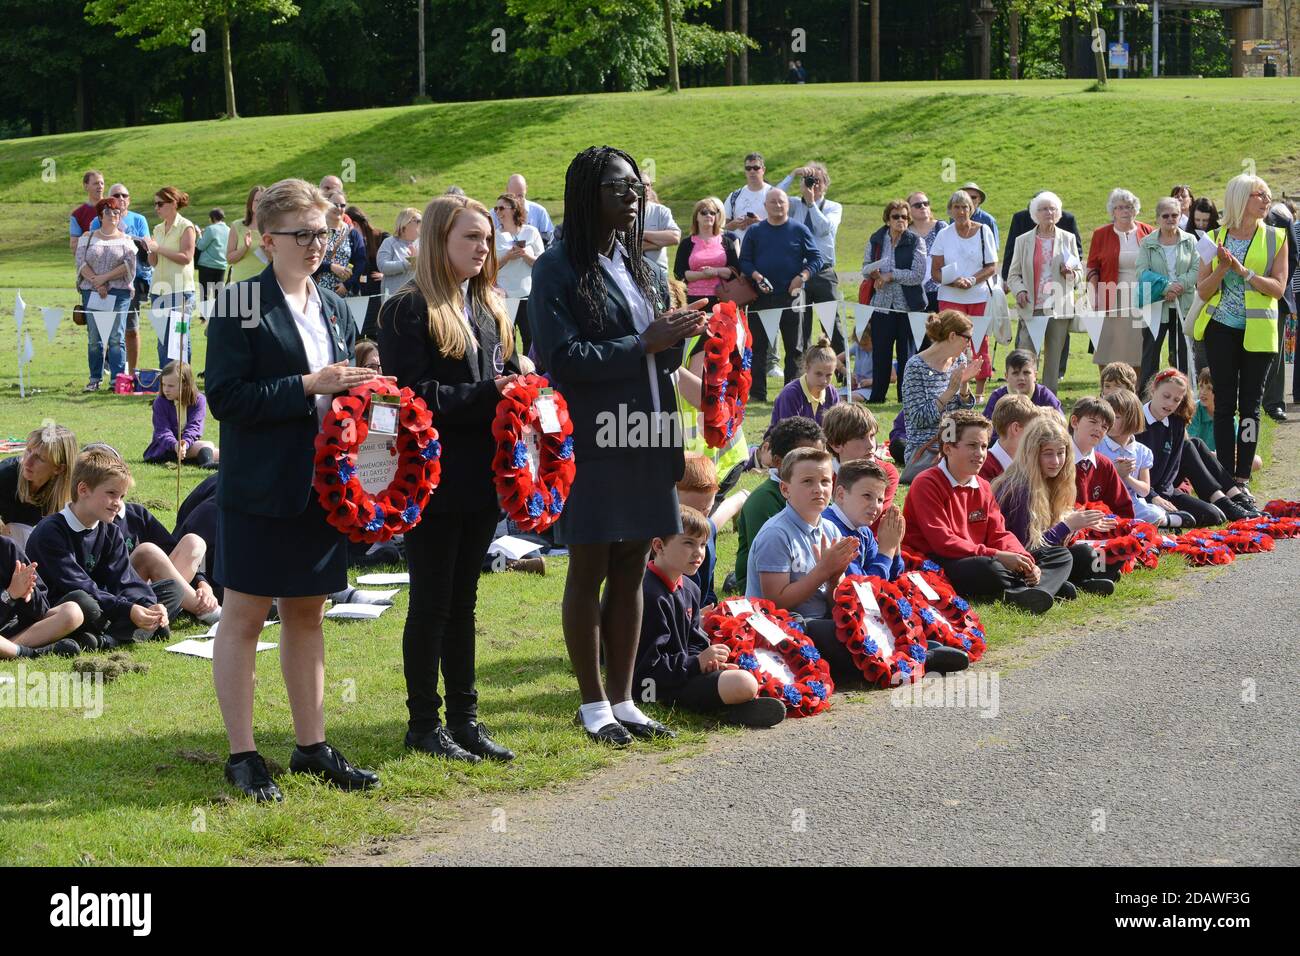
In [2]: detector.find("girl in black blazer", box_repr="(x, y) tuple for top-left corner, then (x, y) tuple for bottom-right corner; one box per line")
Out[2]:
(531, 146), (708, 746)
(205, 179), (380, 803)
(376, 195), (520, 764)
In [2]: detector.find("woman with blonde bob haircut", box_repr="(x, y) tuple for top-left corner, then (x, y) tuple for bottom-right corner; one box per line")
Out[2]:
(376, 194), (521, 764)
(0, 424), (79, 546)
(674, 196), (738, 308)
(993, 416), (1118, 594)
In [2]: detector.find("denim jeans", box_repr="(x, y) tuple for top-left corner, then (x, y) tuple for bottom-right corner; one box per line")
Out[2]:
(151, 291), (196, 368)
(83, 287), (130, 383)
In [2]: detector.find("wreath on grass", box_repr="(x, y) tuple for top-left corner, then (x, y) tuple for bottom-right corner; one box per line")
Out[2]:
(831, 575), (927, 687)
(313, 380), (440, 543)
(700, 300), (753, 449)
(490, 373), (575, 533)
(1264, 499), (1300, 519)
(892, 569), (989, 662)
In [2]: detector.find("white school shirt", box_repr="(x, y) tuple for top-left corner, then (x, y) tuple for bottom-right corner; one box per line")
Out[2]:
(598, 242), (661, 414)
(988, 441), (1014, 472)
(282, 279), (334, 422)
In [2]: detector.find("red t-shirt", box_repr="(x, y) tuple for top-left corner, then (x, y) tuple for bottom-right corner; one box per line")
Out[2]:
(71, 203), (97, 234)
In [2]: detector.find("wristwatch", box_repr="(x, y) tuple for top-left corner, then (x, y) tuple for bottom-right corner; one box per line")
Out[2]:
(1, 589), (11, 605)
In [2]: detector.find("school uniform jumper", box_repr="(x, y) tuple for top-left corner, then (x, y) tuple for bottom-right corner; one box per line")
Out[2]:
(635, 564), (725, 711)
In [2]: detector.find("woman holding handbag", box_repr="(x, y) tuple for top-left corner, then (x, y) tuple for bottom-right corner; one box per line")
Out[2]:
(930, 190), (998, 398)
(863, 199), (927, 403)
(1136, 196), (1199, 391)
(673, 197), (743, 311)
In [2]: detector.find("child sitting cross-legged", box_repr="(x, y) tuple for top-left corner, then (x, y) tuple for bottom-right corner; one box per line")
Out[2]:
(821, 401), (898, 532)
(143, 361), (219, 469)
(980, 392), (1042, 482)
(0, 534), (85, 659)
(1098, 389), (1195, 528)
(25, 449), (182, 648)
(1068, 396), (1135, 520)
(901, 409), (1073, 615)
(822, 457), (905, 581)
(981, 347), (1065, 417)
(770, 337), (840, 428)
(992, 416), (1119, 599)
(635, 505), (787, 728)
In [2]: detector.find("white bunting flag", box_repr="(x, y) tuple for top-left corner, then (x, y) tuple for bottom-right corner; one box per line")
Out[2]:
(13, 291), (24, 332)
(90, 311), (118, 356)
(969, 312), (993, 351)
(1078, 308), (1104, 349)
(343, 296), (369, 335)
(20, 333), (33, 366)
(148, 305), (170, 345)
(505, 297), (522, 327)
(166, 311), (188, 362)
(1022, 314), (1049, 354)
(755, 308), (783, 347)
(811, 299), (839, 340)
(1141, 300), (1163, 337)
(907, 311), (929, 349)
(850, 303), (874, 333)
(41, 307), (63, 343)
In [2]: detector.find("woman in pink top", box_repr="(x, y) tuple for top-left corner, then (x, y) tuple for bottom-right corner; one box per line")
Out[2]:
(673, 196), (740, 308)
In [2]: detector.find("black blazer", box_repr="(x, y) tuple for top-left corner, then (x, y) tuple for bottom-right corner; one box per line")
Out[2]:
(673, 234), (740, 283)
(205, 265), (354, 517)
(530, 239), (684, 478)
(376, 288), (519, 514)
(1002, 207), (1082, 282)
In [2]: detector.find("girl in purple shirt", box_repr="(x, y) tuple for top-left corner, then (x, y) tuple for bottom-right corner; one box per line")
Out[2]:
(769, 337), (839, 427)
(144, 361), (219, 467)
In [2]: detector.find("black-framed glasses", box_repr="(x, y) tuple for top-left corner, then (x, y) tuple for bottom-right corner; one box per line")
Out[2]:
(601, 179), (646, 199)
(744, 165), (763, 172)
(269, 229), (330, 247)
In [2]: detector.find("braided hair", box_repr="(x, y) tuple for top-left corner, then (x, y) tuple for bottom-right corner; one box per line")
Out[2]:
(562, 146), (658, 334)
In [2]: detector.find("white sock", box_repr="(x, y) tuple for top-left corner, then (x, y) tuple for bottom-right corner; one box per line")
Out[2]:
(611, 700), (652, 726)
(579, 700), (616, 733)
(1164, 513), (1184, 528)
(197, 607), (222, 625)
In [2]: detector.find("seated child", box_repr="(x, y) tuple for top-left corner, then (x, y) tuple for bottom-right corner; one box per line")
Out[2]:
(981, 393), (1040, 482)
(1099, 360), (1138, 398)
(822, 457), (904, 580)
(144, 361), (219, 468)
(981, 348), (1065, 417)
(888, 408), (907, 468)
(634, 505), (786, 728)
(770, 337), (839, 428)
(0, 535), (85, 659)
(1068, 396), (1135, 519)
(26, 449), (181, 648)
(676, 452), (748, 607)
(1099, 389), (1193, 528)
(821, 401), (898, 531)
(901, 409), (1070, 615)
(1137, 368), (1259, 525)
(734, 416), (824, 593)
(1189, 368), (1263, 473)
(992, 416), (1119, 597)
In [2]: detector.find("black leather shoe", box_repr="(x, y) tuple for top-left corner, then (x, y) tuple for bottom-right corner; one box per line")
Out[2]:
(224, 754), (283, 803)
(619, 715), (678, 740)
(1003, 586), (1053, 615)
(1216, 497), (1251, 523)
(405, 726), (481, 764)
(1266, 405), (1287, 422)
(1078, 577), (1116, 596)
(1055, 581), (1079, 601)
(924, 641), (970, 673)
(1230, 490), (1262, 516)
(720, 696), (786, 728)
(288, 742), (380, 791)
(31, 638), (82, 657)
(449, 721), (515, 762)
(575, 711), (632, 746)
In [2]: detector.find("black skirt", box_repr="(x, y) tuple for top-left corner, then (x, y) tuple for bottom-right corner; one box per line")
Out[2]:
(215, 500), (348, 598)
(555, 450), (681, 546)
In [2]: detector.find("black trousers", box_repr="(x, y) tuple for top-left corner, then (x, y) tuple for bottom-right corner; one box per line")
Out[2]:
(868, 309), (913, 403)
(750, 290), (801, 402)
(939, 546), (1072, 600)
(514, 298), (532, 355)
(403, 507), (499, 732)
(1140, 311), (1190, 394)
(798, 269), (845, 354)
(804, 616), (864, 687)
(1203, 320), (1272, 481)
(1264, 307), (1292, 410)
(1066, 542), (1122, 582)
(60, 580), (183, 643)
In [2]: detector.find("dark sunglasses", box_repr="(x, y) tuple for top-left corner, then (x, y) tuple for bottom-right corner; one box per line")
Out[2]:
(111, 193), (129, 200)
(601, 179), (646, 199)
(910, 200), (930, 208)
(890, 214), (909, 221)
(153, 199), (168, 207)
(744, 165), (763, 172)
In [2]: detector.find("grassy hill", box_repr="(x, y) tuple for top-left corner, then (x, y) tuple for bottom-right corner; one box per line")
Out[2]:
(4, 77), (1300, 293)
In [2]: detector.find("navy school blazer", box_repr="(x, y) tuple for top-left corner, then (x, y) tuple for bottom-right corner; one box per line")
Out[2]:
(205, 265), (355, 517)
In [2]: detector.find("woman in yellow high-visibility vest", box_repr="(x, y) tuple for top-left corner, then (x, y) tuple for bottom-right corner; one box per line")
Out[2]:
(1195, 174), (1289, 492)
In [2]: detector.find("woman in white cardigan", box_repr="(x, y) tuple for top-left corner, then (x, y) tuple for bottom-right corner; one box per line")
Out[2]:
(1006, 191), (1081, 393)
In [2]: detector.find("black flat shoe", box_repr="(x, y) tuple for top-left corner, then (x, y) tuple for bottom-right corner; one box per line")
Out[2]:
(224, 754), (283, 803)
(1216, 497), (1251, 523)
(619, 715), (678, 740)
(289, 742), (380, 791)
(924, 641), (970, 673)
(1078, 577), (1116, 596)
(1003, 586), (1054, 615)
(720, 696), (786, 728)
(1055, 581), (1079, 601)
(449, 721), (514, 762)
(1230, 491), (1262, 516)
(405, 726), (481, 764)
(574, 711), (632, 747)
(30, 638), (82, 657)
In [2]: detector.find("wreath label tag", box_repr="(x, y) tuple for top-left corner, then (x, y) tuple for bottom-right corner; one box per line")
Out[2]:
(522, 426), (541, 481)
(908, 572), (941, 603)
(852, 579), (881, 616)
(754, 648), (796, 685)
(355, 434), (399, 494)
(368, 393), (400, 435)
(749, 612), (792, 649)
(864, 613), (895, 657)
(724, 598), (755, 617)
(534, 389), (562, 434)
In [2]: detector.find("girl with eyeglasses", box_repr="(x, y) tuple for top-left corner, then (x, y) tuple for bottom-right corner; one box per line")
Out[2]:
(144, 186), (198, 368)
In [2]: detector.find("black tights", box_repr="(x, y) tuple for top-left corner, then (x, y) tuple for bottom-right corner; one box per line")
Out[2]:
(562, 539), (651, 705)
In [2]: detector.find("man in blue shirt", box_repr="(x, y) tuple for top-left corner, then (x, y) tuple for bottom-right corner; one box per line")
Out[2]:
(90, 183), (150, 374)
(739, 189), (824, 401)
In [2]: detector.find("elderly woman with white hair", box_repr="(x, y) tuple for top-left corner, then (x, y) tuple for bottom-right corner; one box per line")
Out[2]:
(1005, 190), (1081, 393)
(1086, 187), (1153, 368)
(1194, 174), (1290, 490)
(1135, 196), (1199, 391)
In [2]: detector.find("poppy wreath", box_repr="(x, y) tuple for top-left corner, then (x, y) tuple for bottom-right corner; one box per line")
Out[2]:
(313, 380), (441, 543)
(701, 599), (833, 717)
(700, 300), (754, 449)
(1184, 528), (1275, 556)
(1171, 534), (1235, 566)
(1228, 515), (1300, 540)
(490, 373), (576, 533)
(832, 576), (927, 687)
(1264, 499), (1300, 519)
(897, 564), (987, 659)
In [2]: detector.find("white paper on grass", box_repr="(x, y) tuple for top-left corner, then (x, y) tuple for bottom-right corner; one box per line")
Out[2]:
(202, 620), (278, 639)
(754, 647), (796, 686)
(1022, 313), (1049, 353)
(168, 639), (277, 659)
(356, 572), (410, 585)
(0, 673), (14, 687)
(755, 308), (783, 346)
(725, 598), (755, 617)
(968, 312), (993, 350)
(90, 311), (118, 355)
(908, 311), (929, 350)
(343, 296), (369, 335)
(1196, 233), (1218, 265)
(41, 307), (63, 343)
(352, 588), (399, 603)
(852, 578), (881, 616)
(504, 297), (521, 327)
(748, 611), (792, 649)
(487, 535), (542, 560)
(326, 603), (389, 620)
(812, 299), (838, 339)
(908, 572), (941, 603)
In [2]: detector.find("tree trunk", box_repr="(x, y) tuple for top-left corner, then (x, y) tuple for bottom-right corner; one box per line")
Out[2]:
(75, 66), (88, 131)
(849, 0), (859, 82)
(1092, 10), (1107, 86)
(870, 0), (879, 81)
(221, 16), (238, 118)
(662, 0), (681, 91)
(739, 0), (748, 85)
(418, 0), (426, 98)
(1009, 10), (1020, 79)
(725, 0), (734, 85)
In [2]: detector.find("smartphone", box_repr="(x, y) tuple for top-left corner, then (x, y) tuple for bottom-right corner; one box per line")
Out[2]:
(745, 211), (758, 220)
(513, 239), (526, 248)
